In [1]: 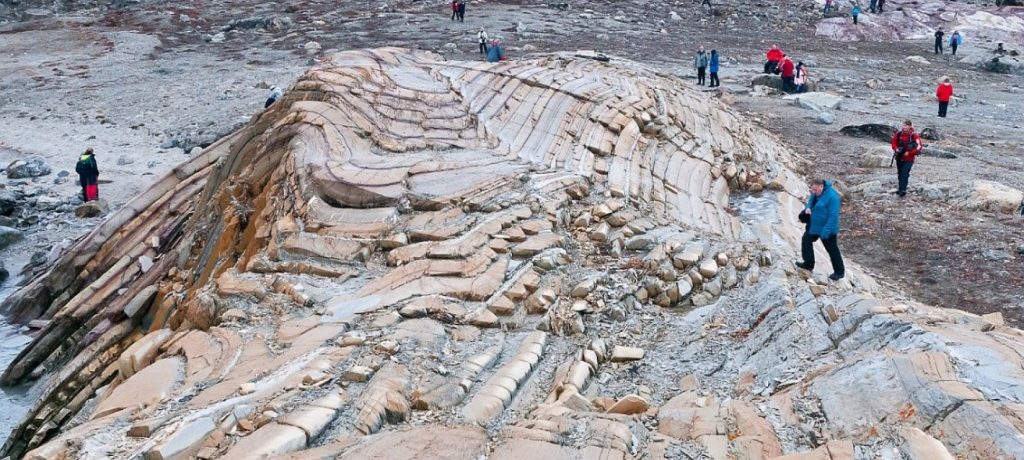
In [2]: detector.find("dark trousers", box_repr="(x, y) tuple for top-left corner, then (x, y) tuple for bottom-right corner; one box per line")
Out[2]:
(479, 42), (488, 53)
(951, 44), (958, 55)
(697, 66), (706, 85)
(451, 10), (457, 20)
(801, 232), (845, 276)
(764, 60), (778, 74)
(935, 41), (943, 54)
(938, 101), (948, 117)
(896, 160), (914, 194)
(878, 3), (884, 12)
(709, 72), (719, 87)
(458, 7), (465, 21)
(782, 76), (795, 93)
(870, 0), (876, 12)
(853, 15), (858, 24)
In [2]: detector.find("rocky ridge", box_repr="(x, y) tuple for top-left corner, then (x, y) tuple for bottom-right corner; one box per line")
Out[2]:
(0, 48), (1022, 460)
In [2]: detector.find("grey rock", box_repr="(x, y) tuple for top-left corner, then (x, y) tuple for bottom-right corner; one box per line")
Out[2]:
(6, 156), (52, 179)
(0, 189), (18, 216)
(0, 226), (24, 250)
(116, 155), (134, 165)
(816, 111), (835, 125)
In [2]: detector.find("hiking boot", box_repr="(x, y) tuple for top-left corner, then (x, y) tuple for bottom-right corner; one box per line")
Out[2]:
(829, 273), (844, 281)
(795, 261), (812, 271)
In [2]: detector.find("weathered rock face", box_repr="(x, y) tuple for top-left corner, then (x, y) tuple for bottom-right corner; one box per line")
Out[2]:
(2, 48), (1022, 460)
(815, 1), (1024, 45)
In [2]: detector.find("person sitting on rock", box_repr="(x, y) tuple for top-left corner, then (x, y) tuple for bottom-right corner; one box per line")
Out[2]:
(796, 178), (845, 281)
(75, 148), (99, 202)
(264, 86), (283, 109)
(936, 77), (953, 118)
(890, 120), (922, 197)
(487, 39), (504, 63)
(764, 45), (784, 74)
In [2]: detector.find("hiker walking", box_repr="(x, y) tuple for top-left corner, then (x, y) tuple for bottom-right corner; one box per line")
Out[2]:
(75, 148), (99, 202)
(890, 120), (922, 197)
(950, 30), (962, 56)
(457, 0), (466, 22)
(779, 55), (796, 93)
(694, 47), (709, 86)
(450, 1), (458, 20)
(764, 44), (784, 74)
(478, 28), (489, 54)
(934, 27), (944, 54)
(936, 77), (953, 118)
(794, 61), (808, 93)
(708, 50), (721, 87)
(851, 5), (860, 24)
(264, 86), (283, 109)
(796, 178), (846, 281)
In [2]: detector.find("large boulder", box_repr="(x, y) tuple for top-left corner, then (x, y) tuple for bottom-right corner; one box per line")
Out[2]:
(74, 199), (109, 218)
(784, 92), (843, 112)
(957, 180), (1024, 213)
(0, 189), (18, 216)
(840, 123), (895, 142)
(6, 156), (52, 179)
(0, 225), (24, 251)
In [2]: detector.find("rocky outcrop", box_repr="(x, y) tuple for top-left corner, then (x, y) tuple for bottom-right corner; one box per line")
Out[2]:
(2, 48), (1023, 460)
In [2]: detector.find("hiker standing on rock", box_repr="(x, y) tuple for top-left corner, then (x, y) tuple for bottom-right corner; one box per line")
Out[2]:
(934, 27), (944, 54)
(694, 47), (710, 86)
(824, 0), (833, 14)
(457, 0), (466, 22)
(891, 120), (922, 197)
(709, 50), (721, 87)
(851, 5), (860, 24)
(478, 28), (489, 54)
(936, 77), (953, 118)
(794, 61), (808, 93)
(870, 0), (877, 13)
(877, 0), (885, 13)
(950, 30), (962, 56)
(765, 45), (784, 74)
(450, 1), (458, 21)
(796, 179), (845, 281)
(75, 148), (99, 202)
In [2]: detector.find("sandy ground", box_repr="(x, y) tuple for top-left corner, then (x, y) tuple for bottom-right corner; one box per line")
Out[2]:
(0, 1), (1020, 320)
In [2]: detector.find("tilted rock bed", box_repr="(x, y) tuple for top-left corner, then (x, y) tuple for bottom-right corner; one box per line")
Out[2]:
(1, 48), (1022, 459)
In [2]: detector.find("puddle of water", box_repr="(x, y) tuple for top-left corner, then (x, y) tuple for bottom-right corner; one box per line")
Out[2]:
(0, 261), (42, 445)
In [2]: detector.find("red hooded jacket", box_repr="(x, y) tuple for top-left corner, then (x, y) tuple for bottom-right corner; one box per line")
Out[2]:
(766, 48), (784, 62)
(936, 83), (953, 102)
(780, 58), (795, 78)
(891, 129), (922, 162)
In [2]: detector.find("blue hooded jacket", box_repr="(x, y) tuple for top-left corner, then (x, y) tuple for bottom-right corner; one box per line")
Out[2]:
(805, 180), (841, 237)
(487, 43), (504, 63)
(709, 52), (720, 72)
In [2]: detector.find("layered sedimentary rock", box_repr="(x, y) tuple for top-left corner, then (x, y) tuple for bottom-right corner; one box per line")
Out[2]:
(815, 0), (1024, 44)
(2, 48), (1023, 460)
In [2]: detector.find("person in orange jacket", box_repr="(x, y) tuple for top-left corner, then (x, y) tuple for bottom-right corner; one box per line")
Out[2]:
(936, 77), (953, 118)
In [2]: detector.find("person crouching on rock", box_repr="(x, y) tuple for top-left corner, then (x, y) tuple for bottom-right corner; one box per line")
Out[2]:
(264, 86), (283, 109)
(891, 120), (922, 197)
(764, 44), (784, 74)
(75, 148), (99, 202)
(796, 179), (845, 281)
(487, 39), (505, 62)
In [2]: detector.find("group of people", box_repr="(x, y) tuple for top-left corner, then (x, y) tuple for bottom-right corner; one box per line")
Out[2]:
(693, 47), (721, 87)
(934, 28), (964, 56)
(450, 0), (467, 22)
(764, 45), (809, 93)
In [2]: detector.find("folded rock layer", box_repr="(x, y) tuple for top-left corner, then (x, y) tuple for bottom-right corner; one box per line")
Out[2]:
(1, 48), (1021, 460)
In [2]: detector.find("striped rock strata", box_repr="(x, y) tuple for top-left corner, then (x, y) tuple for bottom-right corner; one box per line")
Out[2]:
(1, 48), (1022, 460)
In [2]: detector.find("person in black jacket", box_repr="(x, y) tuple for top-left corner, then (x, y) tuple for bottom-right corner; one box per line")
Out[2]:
(75, 148), (99, 202)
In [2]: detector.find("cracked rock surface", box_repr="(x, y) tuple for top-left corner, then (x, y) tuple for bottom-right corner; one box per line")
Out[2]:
(1, 48), (1023, 460)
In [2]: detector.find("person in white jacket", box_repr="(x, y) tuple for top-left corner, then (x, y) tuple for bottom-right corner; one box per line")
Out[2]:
(478, 28), (489, 54)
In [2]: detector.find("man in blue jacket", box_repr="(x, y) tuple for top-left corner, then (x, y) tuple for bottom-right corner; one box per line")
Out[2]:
(796, 179), (845, 280)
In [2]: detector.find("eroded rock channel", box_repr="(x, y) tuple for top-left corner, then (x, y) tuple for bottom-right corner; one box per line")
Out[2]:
(1, 48), (1021, 460)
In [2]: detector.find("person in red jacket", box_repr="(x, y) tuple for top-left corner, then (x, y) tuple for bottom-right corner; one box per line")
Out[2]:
(450, 1), (458, 21)
(890, 120), (923, 197)
(936, 77), (953, 118)
(765, 45), (784, 74)
(779, 55), (796, 92)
